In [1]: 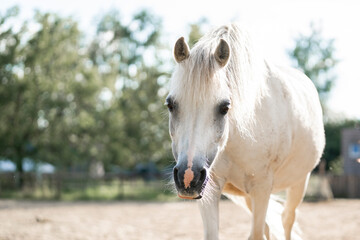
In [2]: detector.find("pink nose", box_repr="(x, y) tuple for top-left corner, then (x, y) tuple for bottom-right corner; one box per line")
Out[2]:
(173, 164), (207, 197)
(183, 167), (194, 189)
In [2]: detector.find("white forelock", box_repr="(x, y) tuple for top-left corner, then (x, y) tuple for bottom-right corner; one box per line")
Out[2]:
(170, 23), (268, 139)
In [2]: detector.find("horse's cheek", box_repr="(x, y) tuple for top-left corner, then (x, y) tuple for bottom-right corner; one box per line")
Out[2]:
(171, 142), (178, 161)
(214, 117), (228, 144)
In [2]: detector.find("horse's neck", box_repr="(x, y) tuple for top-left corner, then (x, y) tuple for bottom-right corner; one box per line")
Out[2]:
(228, 59), (268, 139)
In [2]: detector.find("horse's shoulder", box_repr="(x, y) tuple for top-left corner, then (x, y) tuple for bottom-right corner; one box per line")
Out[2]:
(223, 182), (246, 196)
(265, 63), (318, 103)
(269, 64), (315, 89)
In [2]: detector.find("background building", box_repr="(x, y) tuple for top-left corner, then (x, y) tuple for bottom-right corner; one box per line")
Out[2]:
(342, 128), (360, 176)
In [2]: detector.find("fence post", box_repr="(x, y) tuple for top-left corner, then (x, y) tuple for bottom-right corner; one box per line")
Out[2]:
(118, 175), (124, 199)
(55, 173), (62, 199)
(348, 175), (356, 198)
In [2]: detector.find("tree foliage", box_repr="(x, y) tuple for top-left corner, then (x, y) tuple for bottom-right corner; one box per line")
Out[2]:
(88, 9), (171, 168)
(0, 8), (105, 185)
(288, 23), (338, 113)
(0, 7), (172, 186)
(187, 18), (208, 48)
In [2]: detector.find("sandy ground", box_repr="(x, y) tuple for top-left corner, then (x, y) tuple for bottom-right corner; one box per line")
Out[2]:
(0, 199), (359, 240)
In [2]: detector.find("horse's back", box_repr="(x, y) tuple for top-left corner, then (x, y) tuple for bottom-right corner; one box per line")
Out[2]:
(274, 64), (324, 147)
(265, 63), (325, 190)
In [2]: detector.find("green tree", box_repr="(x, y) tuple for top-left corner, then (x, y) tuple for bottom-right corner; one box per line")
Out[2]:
(0, 7), (173, 185)
(0, 8), (103, 186)
(0, 7), (33, 185)
(88, 9), (171, 168)
(187, 18), (208, 48)
(288, 23), (338, 114)
(31, 12), (104, 171)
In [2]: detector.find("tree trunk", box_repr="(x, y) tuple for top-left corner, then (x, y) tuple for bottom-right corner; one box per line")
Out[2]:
(15, 156), (24, 189)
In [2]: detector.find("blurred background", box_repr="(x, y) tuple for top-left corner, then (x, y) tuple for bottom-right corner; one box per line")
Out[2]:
(0, 0), (359, 202)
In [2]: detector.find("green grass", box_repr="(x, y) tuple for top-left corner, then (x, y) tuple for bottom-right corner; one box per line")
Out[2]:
(1, 174), (331, 202)
(0, 179), (178, 202)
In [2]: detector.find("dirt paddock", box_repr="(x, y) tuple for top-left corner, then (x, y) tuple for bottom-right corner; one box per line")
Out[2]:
(0, 199), (359, 240)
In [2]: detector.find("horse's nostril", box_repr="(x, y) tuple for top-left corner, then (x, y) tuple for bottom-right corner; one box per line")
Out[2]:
(173, 167), (180, 187)
(199, 168), (207, 185)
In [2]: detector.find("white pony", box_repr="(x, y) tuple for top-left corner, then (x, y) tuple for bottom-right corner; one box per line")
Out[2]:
(166, 23), (324, 240)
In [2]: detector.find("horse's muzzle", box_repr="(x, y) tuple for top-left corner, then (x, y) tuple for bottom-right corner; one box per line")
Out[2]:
(173, 164), (208, 199)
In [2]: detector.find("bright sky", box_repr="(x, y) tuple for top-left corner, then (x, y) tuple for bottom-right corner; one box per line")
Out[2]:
(3, 0), (360, 119)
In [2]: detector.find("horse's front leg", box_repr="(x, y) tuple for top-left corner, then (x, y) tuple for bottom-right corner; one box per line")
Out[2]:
(198, 177), (225, 240)
(248, 179), (272, 240)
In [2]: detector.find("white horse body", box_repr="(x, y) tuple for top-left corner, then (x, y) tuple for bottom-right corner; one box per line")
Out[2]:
(168, 23), (324, 240)
(221, 63), (324, 193)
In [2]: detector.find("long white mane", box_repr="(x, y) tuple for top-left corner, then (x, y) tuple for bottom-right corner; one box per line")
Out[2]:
(170, 24), (268, 138)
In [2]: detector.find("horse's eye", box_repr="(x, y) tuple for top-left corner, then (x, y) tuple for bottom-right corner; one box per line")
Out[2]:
(167, 102), (174, 112)
(220, 106), (229, 115)
(219, 101), (231, 115)
(165, 98), (176, 113)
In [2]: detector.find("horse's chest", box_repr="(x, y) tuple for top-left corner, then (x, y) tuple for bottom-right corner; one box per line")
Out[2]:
(223, 182), (246, 196)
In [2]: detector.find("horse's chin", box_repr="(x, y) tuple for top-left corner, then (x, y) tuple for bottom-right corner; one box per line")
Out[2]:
(177, 176), (208, 200)
(177, 193), (202, 200)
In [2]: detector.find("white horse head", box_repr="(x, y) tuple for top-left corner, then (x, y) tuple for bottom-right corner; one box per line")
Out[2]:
(167, 25), (266, 199)
(167, 31), (237, 199)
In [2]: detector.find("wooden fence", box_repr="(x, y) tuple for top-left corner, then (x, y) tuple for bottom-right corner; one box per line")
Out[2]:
(0, 171), (169, 199)
(1, 172), (359, 199)
(328, 175), (360, 198)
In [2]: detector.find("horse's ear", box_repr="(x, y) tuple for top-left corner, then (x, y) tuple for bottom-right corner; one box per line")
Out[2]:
(174, 37), (190, 63)
(215, 39), (230, 67)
